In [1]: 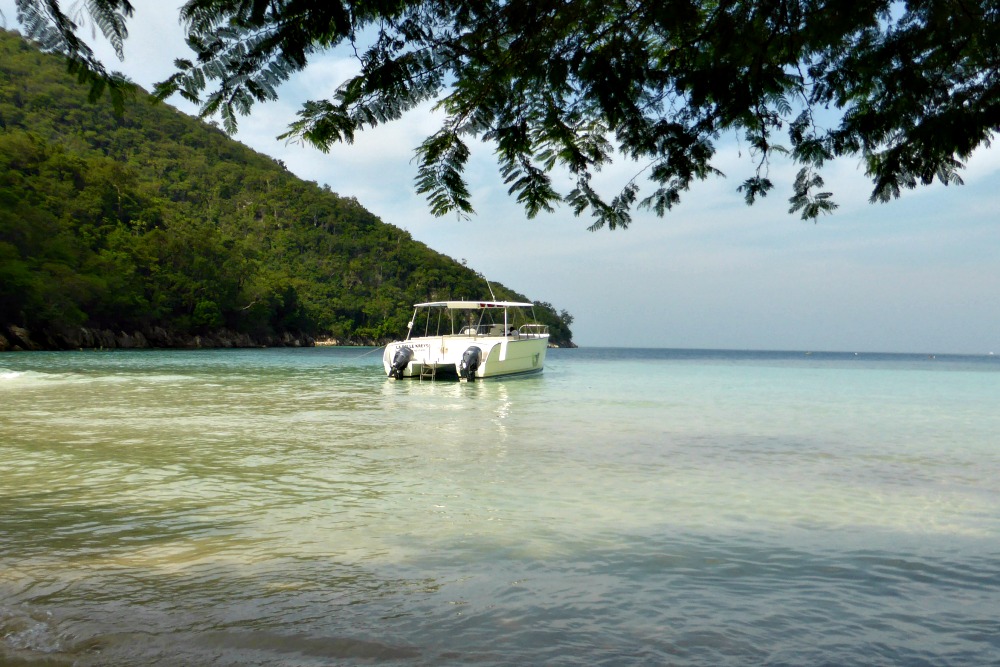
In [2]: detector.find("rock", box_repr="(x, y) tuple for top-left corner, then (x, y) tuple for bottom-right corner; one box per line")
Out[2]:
(0, 323), (317, 351)
(233, 332), (254, 348)
(145, 326), (172, 347)
(315, 337), (340, 346)
(98, 329), (117, 348)
(78, 327), (95, 348)
(7, 325), (40, 351)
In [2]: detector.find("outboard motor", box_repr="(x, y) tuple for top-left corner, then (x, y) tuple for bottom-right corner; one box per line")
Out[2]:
(460, 346), (482, 381)
(389, 346), (413, 379)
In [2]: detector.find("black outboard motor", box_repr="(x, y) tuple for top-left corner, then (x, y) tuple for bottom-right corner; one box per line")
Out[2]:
(460, 346), (482, 381)
(389, 346), (413, 379)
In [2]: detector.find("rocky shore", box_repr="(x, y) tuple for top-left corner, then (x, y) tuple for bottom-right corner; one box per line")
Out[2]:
(1, 325), (575, 352)
(0, 325), (315, 352)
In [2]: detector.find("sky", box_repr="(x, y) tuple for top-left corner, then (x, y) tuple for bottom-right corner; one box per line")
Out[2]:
(3, 3), (999, 354)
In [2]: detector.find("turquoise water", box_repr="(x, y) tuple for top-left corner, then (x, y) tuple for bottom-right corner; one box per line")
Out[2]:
(1, 347), (999, 665)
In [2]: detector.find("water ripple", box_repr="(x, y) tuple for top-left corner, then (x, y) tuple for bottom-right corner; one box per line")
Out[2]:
(2, 349), (999, 665)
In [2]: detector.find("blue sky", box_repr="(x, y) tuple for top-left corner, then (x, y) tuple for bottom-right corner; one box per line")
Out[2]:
(3, 2), (998, 353)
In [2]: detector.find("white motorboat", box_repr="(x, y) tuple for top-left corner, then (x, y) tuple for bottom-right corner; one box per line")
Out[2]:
(383, 300), (549, 381)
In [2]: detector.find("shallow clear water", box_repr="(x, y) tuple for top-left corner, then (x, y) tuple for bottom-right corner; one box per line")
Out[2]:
(1, 348), (999, 666)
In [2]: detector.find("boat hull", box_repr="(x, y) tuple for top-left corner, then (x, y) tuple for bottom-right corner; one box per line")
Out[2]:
(383, 334), (548, 380)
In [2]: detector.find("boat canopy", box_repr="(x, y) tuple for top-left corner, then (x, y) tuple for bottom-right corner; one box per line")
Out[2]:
(412, 301), (534, 309)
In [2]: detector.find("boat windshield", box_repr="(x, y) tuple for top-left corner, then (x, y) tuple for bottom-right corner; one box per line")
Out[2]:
(405, 303), (548, 339)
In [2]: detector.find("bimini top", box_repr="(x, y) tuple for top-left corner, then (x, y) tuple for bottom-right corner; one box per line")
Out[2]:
(413, 300), (534, 309)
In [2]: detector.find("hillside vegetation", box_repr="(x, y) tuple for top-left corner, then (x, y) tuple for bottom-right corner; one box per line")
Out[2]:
(0, 30), (574, 350)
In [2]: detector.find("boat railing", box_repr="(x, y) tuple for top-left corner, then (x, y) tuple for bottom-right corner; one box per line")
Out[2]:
(518, 324), (549, 338)
(451, 323), (549, 338)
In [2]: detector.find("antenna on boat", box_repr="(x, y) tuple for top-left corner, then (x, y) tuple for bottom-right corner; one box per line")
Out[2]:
(485, 279), (497, 301)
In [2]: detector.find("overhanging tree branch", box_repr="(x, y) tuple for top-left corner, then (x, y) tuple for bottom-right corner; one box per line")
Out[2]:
(13, 0), (1000, 230)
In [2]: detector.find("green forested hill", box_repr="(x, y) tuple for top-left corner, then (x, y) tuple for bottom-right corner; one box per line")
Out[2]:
(0, 29), (573, 350)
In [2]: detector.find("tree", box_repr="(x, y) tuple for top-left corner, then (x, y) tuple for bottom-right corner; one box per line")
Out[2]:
(1, 30), (577, 347)
(9, 1), (999, 230)
(7, 1), (136, 111)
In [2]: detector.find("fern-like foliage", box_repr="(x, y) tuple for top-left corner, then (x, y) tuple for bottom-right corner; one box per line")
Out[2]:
(789, 168), (839, 220)
(414, 129), (473, 218)
(14, 0), (1000, 230)
(14, 0), (136, 113)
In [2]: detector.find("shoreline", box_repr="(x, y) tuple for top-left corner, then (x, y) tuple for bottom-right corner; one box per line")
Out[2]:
(1, 325), (575, 352)
(0, 324), (317, 352)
